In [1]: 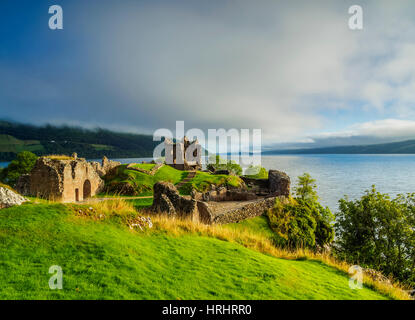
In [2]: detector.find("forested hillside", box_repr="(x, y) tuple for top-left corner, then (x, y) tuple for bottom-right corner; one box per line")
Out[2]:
(0, 120), (158, 160)
(264, 139), (415, 155)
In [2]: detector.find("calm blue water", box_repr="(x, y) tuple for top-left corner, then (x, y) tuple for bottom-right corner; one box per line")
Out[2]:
(3, 154), (415, 211)
(259, 154), (415, 211)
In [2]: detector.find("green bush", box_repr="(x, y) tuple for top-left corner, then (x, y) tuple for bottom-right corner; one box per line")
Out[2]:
(0, 151), (37, 187)
(267, 173), (334, 249)
(206, 155), (242, 176)
(335, 186), (415, 286)
(244, 165), (268, 179)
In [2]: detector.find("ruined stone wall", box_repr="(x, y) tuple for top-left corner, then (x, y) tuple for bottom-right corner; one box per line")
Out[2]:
(18, 157), (104, 202)
(240, 170), (290, 197)
(151, 181), (198, 221)
(197, 187), (258, 202)
(91, 156), (121, 177)
(212, 197), (278, 224)
(150, 171), (290, 225)
(126, 163), (164, 175)
(27, 158), (64, 201)
(241, 177), (269, 196)
(61, 160), (104, 202)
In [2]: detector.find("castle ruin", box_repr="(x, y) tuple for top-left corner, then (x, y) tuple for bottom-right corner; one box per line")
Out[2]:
(164, 136), (202, 171)
(16, 154), (120, 203)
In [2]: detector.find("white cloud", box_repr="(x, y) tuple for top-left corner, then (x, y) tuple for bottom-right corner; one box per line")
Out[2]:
(83, 1), (358, 141)
(88, 0), (415, 143)
(311, 119), (415, 143)
(4, 0), (415, 147)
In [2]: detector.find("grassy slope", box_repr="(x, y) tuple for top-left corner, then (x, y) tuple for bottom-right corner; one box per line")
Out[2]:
(224, 215), (278, 242)
(178, 171), (243, 194)
(0, 203), (388, 300)
(0, 134), (44, 153)
(0, 120), (158, 161)
(104, 165), (188, 195)
(130, 163), (156, 171)
(105, 165), (244, 195)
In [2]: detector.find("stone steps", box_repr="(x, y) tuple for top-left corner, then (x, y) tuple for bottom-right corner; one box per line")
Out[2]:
(175, 171), (196, 189)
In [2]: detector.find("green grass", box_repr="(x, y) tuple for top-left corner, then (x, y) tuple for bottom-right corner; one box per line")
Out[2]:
(45, 155), (74, 160)
(0, 203), (391, 299)
(105, 165), (244, 196)
(178, 171), (243, 194)
(90, 144), (115, 151)
(224, 215), (278, 243)
(104, 165), (187, 195)
(0, 134), (44, 153)
(130, 163), (156, 171)
(127, 197), (153, 210)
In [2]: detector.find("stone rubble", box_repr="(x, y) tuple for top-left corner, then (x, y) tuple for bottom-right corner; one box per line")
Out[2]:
(0, 187), (28, 209)
(151, 168), (291, 225)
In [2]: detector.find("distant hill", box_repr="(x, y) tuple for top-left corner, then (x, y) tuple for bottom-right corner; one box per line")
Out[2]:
(263, 139), (415, 155)
(0, 120), (158, 161)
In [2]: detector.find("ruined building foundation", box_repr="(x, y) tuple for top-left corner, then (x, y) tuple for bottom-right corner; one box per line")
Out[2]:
(16, 155), (120, 203)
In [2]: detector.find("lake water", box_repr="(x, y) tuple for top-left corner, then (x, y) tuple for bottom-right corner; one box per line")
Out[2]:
(2, 154), (415, 212)
(260, 154), (415, 211)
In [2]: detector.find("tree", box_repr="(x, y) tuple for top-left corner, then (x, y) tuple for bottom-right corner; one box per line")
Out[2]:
(1, 151), (37, 186)
(335, 186), (415, 286)
(267, 173), (334, 249)
(294, 173), (318, 202)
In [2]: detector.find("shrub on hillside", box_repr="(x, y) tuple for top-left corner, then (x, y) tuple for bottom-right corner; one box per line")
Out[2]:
(0, 151), (37, 187)
(207, 155), (242, 176)
(267, 173), (334, 249)
(335, 187), (415, 287)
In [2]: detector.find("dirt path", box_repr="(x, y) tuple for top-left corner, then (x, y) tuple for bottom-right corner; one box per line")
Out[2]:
(83, 196), (153, 203)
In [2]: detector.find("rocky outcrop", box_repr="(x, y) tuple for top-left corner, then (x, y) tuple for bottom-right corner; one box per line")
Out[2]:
(151, 182), (197, 219)
(241, 170), (290, 197)
(240, 177), (269, 196)
(197, 201), (214, 224)
(268, 170), (290, 196)
(0, 187), (27, 209)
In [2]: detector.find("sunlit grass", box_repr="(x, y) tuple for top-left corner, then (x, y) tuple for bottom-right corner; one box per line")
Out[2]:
(0, 197), (410, 300)
(45, 154), (74, 160)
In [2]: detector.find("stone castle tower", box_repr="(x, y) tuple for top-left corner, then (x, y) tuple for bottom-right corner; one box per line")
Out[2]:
(164, 136), (202, 171)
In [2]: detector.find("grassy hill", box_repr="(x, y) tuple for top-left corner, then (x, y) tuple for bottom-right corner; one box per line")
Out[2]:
(0, 120), (159, 161)
(0, 134), (45, 154)
(0, 201), (401, 300)
(264, 139), (415, 155)
(103, 164), (244, 195)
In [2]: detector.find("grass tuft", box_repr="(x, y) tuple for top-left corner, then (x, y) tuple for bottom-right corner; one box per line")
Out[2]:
(45, 154), (74, 160)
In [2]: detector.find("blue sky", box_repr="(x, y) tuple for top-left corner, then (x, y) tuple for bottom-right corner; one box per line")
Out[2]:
(2, 0), (415, 149)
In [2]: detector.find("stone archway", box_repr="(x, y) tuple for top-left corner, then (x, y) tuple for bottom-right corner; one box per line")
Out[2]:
(83, 179), (91, 199)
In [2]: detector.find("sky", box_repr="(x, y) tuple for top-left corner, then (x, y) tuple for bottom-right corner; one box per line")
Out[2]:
(1, 0), (415, 149)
